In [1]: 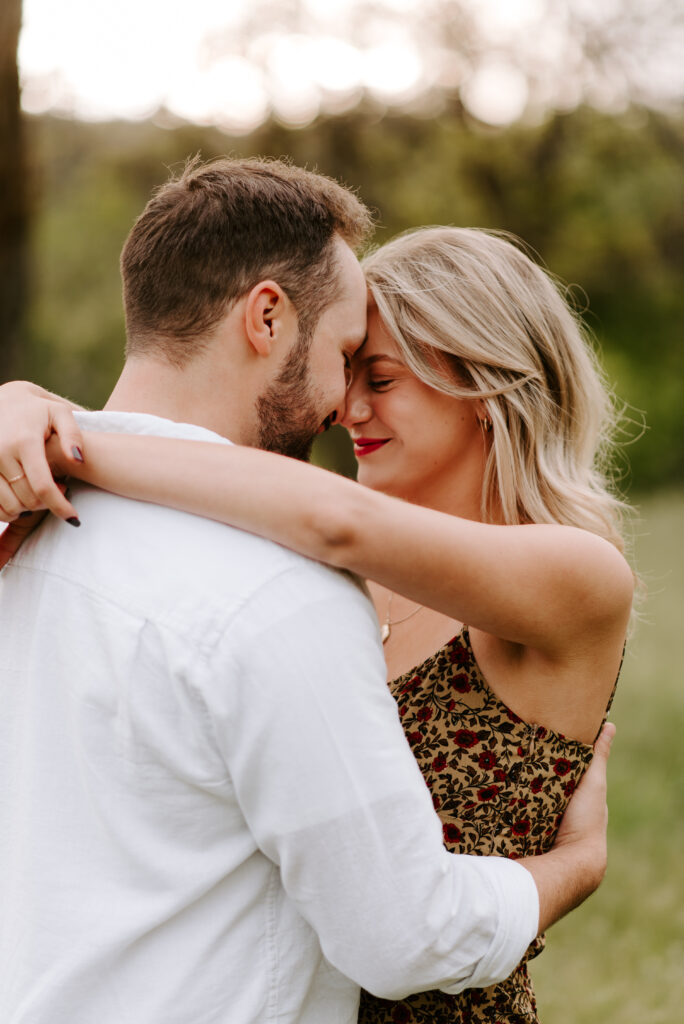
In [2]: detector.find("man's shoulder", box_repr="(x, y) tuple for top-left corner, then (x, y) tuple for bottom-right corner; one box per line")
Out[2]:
(80, 484), (353, 581)
(16, 485), (368, 641)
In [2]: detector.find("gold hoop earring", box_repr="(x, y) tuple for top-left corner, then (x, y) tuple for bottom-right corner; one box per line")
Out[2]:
(481, 416), (493, 433)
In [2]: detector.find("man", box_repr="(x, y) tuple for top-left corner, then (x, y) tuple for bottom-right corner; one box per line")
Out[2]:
(0, 158), (612, 1024)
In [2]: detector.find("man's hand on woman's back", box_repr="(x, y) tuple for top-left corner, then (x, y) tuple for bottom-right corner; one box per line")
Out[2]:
(521, 722), (615, 934)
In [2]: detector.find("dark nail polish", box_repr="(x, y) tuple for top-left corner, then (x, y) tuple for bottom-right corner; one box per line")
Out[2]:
(19, 510), (34, 519)
(66, 517), (81, 528)
(72, 446), (84, 463)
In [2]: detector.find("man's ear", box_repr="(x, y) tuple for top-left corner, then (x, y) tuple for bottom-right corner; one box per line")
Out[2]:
(244, 281), (289, 357)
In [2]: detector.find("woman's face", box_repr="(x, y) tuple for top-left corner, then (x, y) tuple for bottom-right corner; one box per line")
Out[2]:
(341, 303), (487, 516)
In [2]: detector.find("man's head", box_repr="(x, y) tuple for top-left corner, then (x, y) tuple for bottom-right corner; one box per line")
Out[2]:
(119, 157), (372, 456)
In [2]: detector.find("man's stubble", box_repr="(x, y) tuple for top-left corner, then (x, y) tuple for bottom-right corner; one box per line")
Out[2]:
(255, 326), (325, 462)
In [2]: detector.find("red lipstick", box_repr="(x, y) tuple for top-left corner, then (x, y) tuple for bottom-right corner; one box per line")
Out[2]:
(353, 437), (390, 457)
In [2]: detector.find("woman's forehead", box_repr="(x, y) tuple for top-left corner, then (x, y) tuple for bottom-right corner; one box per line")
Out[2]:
(364, 305), (400, 353)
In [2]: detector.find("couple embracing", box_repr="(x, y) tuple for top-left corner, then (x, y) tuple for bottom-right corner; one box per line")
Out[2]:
(0, 157), (633, 1024)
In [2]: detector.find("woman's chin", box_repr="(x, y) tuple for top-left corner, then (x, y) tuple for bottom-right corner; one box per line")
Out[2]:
(356, 464), (385, 490)
(356, 464), (406, 499)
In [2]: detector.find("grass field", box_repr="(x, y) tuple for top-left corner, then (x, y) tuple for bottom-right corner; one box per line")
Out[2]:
(530, 489), (684, 1023)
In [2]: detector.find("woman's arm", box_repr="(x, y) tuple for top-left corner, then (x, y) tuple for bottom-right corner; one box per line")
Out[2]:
(57, 431), (634, 653)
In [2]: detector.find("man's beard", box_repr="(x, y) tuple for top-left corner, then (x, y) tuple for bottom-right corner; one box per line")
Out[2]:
(255, 326), (325, 462)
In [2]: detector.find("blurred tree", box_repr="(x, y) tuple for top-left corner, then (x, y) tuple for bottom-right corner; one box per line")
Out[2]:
(0, 0), (28, 383)
(19, 103), (683, 491)
(203, 0), (684, 125)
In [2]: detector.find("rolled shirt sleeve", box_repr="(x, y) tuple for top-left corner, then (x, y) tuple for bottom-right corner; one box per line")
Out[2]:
(204, 562), (539, 999)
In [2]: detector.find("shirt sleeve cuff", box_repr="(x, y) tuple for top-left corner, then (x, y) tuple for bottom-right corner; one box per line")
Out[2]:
(441, 857), (540, 994)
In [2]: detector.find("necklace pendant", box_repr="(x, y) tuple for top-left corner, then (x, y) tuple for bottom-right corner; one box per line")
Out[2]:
(381, 622), (391, 644)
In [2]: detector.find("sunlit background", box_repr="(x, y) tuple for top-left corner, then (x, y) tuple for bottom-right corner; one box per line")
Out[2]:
(2, 2), (684, 1021)
(19, 0), (684, 128)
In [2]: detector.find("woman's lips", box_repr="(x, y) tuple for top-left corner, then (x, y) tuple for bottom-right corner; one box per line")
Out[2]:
(353, 437), (390, 457)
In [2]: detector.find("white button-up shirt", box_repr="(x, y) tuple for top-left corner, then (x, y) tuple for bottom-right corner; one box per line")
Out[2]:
(0, 411), (538, 1024)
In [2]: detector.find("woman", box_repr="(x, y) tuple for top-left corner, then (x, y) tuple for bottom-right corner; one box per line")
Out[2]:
(0, 227), (633, 1023)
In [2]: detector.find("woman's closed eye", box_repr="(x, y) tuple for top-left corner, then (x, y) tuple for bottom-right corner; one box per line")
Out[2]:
(369, 378), (394, 391)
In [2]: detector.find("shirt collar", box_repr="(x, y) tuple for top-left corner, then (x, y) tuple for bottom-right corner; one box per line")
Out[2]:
(73, 410), (233, 446)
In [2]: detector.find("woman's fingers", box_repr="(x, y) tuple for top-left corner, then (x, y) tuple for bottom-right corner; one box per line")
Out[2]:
(0, 414), (83, 522)
(0, 473), (26, 516)
(0, 449), (79, 523)
(17, 440), (79, 520)
(0, 387), (84, 521)
(49, 404), (85, 467)
(3, 472), (44, 513)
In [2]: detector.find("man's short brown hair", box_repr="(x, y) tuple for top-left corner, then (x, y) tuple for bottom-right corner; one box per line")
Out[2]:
(120, 156), (373, 365)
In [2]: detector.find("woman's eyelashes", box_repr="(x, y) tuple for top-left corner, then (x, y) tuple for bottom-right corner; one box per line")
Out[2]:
(368, 378), (394, 391)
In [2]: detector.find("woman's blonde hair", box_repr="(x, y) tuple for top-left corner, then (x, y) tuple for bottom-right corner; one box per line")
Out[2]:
(362, 226), (629, 551)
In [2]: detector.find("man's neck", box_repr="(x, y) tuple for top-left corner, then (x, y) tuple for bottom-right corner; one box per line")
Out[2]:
(104, 355), (253, 444)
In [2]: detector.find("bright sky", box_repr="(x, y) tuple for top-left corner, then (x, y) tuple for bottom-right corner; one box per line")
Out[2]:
(18, 0), (684, 131)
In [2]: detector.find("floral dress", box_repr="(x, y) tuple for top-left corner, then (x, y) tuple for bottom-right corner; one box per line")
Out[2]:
(358, 626), (618, 1024)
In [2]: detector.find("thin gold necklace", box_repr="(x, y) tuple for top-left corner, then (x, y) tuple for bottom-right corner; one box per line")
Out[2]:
(381, 592), (424, 644)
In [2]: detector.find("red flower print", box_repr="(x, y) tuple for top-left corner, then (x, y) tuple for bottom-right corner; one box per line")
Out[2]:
(400, 675), (423, 695)
(512, 819), (531, 836)
(443, 822), (462, 843)
(450, 673), (472, 693)
(453, 728), (479, 748)
(449, 644), (471, 667)
(478, 750), (497, 770)
(381, 607), (600, 903)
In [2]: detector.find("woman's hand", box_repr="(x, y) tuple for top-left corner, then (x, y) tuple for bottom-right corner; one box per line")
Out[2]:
(0, 381), (84, 523)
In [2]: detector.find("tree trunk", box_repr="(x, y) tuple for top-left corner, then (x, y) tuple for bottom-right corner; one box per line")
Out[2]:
(0, 0), (28, 383)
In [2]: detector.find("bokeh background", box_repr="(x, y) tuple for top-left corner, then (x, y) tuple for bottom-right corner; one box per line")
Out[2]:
(2, 1), (682, 1019)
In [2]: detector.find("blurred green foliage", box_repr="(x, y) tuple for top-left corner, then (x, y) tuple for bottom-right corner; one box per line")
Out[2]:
(18, 104), (684, 492)
(531, 488), (684, 1022)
